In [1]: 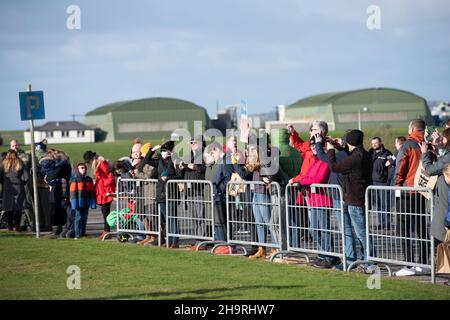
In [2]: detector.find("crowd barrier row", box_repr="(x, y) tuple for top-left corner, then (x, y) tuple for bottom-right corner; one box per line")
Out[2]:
(110, 178), (436, 283)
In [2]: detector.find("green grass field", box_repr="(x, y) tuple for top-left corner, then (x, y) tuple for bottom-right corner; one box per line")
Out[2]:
(0, 231), (449, 300)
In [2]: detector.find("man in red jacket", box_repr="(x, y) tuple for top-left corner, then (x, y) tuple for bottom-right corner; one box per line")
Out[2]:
(393, 119), (430, 276)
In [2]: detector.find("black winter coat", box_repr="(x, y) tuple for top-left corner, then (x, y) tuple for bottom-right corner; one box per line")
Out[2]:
(369, 145), (393, 184)
(0, 166), (29, 212)
(326, 146), (373, 207)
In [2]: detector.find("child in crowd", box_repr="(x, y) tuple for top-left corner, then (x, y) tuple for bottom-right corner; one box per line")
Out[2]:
(69, 163), (97, 239)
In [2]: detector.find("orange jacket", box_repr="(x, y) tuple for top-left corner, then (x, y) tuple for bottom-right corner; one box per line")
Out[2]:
(395, 130), (424, 187)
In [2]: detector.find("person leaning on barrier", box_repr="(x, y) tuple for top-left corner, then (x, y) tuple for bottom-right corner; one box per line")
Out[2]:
(322, 130), (374, 273)
(419, 128), (450, 247)
(393, 119), (430, 276)
(139, 140), (179, 248)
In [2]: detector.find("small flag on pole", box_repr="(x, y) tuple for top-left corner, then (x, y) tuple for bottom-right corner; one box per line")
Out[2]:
(239, 99), (250, 143)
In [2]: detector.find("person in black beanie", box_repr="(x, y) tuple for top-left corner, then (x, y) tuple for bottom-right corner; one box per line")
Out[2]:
(319, 129), (374, 272)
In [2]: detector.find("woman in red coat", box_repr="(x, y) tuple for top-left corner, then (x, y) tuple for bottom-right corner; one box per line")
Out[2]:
(83, 151), (116, 240)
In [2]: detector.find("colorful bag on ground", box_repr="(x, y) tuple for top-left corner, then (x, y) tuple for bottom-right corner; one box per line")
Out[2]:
(106, 208), (137, 227)
(436, 230), (450, 274)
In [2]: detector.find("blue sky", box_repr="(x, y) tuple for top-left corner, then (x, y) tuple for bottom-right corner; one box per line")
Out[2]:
(1, 0), (449, 130)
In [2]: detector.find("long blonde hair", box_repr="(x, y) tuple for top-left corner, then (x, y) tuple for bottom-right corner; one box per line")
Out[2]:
(245, 144), (261, 172)
(2, 149), (23, 172)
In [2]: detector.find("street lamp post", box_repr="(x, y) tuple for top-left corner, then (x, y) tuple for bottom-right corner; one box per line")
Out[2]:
(358, 107), (368, 130)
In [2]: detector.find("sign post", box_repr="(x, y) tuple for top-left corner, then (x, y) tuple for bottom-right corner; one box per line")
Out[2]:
(19, 84), (45, 239)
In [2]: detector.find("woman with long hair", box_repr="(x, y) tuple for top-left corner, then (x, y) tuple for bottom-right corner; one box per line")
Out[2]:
(83, 150), (116, 240)
(0, 150), (29, 231)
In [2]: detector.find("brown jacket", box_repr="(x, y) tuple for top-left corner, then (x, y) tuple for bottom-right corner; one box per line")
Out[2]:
(394, 130), (424, 187)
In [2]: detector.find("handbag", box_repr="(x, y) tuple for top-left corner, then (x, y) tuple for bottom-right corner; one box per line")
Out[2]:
(228, 172), (246, 197)
(436, 230), (450, 274)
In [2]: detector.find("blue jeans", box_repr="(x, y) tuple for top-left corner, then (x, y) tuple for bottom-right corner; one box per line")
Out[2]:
(335, 200), (357, 263)
(74, 208), (89, 238)
(215, 225), (226, 241)
(308, 207), (332, 258)
(252, 193), (277, 245)
(343, 203), (368, 262)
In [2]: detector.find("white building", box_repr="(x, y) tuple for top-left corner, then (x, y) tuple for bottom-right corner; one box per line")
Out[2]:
(24, 121), (95, 145)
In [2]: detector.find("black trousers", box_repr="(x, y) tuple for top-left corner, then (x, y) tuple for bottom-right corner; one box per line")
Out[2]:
(6, 211), (23, 227)
(395, 193), (429, 265)
(101, 202), (112, 232)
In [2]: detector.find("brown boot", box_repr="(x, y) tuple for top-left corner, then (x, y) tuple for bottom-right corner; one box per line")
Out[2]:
(137, 236), (153, 245)
(249, 247), (266, 260)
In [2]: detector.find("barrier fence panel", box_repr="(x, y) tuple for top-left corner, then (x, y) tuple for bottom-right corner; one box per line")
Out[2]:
(359, 186), (435, 283)
(115, 178), (160, 243)
(223, 181), (282, 255)
(165, 180), (216, 248)
(272, 184), (346, 269)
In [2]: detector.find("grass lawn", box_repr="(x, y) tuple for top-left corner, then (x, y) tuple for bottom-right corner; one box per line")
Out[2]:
(0, 231), (449, 300)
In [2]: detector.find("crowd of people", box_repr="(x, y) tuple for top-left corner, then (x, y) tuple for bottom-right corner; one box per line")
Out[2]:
(1, 118), (450, 277)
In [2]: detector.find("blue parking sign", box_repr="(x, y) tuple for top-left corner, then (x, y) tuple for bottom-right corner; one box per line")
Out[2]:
(19, 91), (45, 121)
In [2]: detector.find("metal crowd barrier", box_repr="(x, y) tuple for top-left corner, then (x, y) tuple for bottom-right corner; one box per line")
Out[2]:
(212, 181), (282, 257)
(114, 178), (161, 244)
(350, 186), (435, 283)
(271, 184), (346, 270)
(166, 180), (221, 249)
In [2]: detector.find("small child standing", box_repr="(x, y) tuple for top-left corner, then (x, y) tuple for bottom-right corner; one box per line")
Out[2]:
(70, 163), (96, 239)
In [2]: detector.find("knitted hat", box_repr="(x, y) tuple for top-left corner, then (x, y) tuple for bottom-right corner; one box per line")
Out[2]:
(345, 130), (364, 146)
(140, 143), (152, 155)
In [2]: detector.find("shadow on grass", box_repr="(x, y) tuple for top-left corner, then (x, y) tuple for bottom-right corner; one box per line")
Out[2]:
(94, 284), (305, 300)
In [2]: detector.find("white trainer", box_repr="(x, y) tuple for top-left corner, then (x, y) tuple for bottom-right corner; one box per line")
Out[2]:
(394, 266), (416, 277)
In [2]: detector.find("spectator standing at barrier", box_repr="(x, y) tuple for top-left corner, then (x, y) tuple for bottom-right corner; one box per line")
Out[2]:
(0, 150), (29, 231)
(70, 163), (96, 239)
(83, 150), (116, 241)
(316, 132), (360, 269)
(420, 128), (450, 247)
(178, 135), (207, 248)
(205, 142), (227, 241)
(386, 136), (406, 186)
(134, 143), (159, 246)
(233, 143), (279, 259)
(368, 137), (393, 229)
(287, 121), (328, 246)
(324, 129), (373, 272)
(393, 119), (430, 276)
(140, 141), (179, 248)
(294, 137), (336, 268)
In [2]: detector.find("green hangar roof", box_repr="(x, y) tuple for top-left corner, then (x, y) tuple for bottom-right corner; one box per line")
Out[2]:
(84, 97), (210, 142)
(285, 87), (431, 130)
(86, 97), (206, 116)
